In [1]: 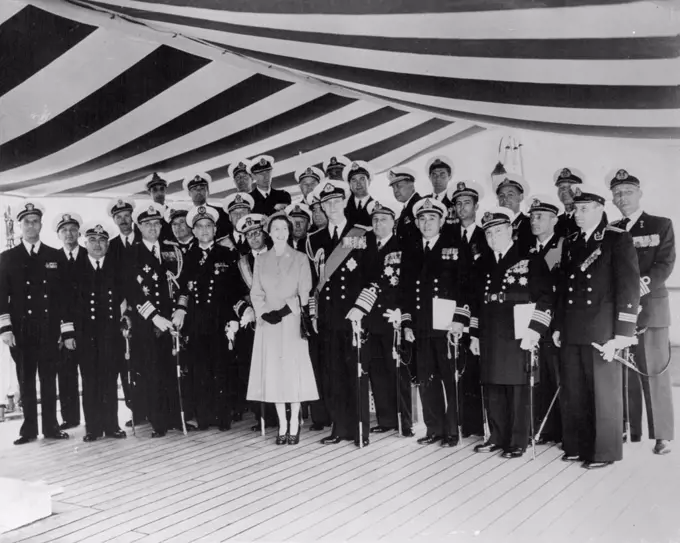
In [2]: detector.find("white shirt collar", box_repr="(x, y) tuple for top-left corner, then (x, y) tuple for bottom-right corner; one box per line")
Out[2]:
(63, 245), (80, 259)
(355, 195), (371, 207)
(328, 220), (347, 237)
(22, 239), (41, 254)
(199, 242), (214, 251)
(582, 223), (599, 242)
(142, 239), (160, 254)
(377, 233), (393, 248)
(623, 208), (643, 230)
(422, 234), (439, 248)
(461, 223), (476, 235)
(88, 256), (105, 269)
(122, 232), (135, 245)
(536, 234), (554, 249)
(252, 247), (267, 257)
(257, 187), (270, 198)
(434, 191), (447, 201)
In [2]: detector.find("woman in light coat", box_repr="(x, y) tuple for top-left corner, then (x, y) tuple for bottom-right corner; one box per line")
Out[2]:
(247, 212), (318, 444)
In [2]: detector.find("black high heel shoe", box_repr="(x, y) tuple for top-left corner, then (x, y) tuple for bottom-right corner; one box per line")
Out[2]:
(288, 427), (301, 445)
(276, 424), (289, 445)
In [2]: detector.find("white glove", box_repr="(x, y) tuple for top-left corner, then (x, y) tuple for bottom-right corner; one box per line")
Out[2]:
(470, 337), (480, 356)
(172, 309), (186, 330)
(1, 331), (16, 347)
(64, 338), (76, 351)
(404, 328), (415, 343)
(346, 307), (364, 324)
(598, 339), (617, 362)
(225, 320), (239, 340)
(152, 315), (173, 332)
(614, 335), (636, 349)
(383, 308), (402, 329)
(520, 328), (541, 351)
(240, 307), (255, 327)
(552, 331), (561, 348)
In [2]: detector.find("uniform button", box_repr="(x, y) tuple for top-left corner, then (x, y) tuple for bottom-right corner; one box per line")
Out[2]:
(570, 275), (575, 279)
(341, 295), (345, 299)
(434, 279), (438, 283)
(109, 316), (113, 320)
(45, 309), (48, 313)
(416, 305), (420, 309)
(485, 286), (489, 291)
(44, 294), (48, 298)
(43, 280), (47, 284)
(27, 310), (32, 314)
(416, 297), (420, 301)
(568, 287), (573, 292)
(587, 287), (593, 292)
(568, 300), (573, 304)
(326, 297), (330, 301)
(416, 280), (420, 285)
(587, 274), (592, 279)
(91, 316), (95, 320)
(27, 296), (31, 299)
(587, 300), (592, 305)
(91, 308), (95, 312)
(26, 281), (30, 285)
(341, 286), (345, 290)
(501, 286), (506, 290)
(377, 304), (382, 308)
(415, 289), (420, 293)
(91, 300), (95, 304)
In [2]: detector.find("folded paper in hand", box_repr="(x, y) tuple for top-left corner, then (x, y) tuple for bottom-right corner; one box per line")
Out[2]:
(433, 298), (456, 330)
(514, 303), (536, 339)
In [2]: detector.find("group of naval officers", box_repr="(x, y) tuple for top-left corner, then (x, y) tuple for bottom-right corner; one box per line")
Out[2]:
(0, 153), (675, 471)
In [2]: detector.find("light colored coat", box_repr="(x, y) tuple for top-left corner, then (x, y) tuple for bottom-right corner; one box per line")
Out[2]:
(247, 243), (318, 403)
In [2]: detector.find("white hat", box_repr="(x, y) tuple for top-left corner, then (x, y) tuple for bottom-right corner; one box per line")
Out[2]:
(342, 160), (372, 183)
(15, 200), (46, 222)
(236, 213), (266, 234)
(387, 167), (416, 187)
(413, 197), (447, 219)
(164, 202), (191, 223)
(182, 172), (212, 192)
(366, 200), (399, 218)
(295, 166), (324, 184)
(228, 159), (252, 179)
(492, 172), (530, 195)
(527, 193), (563, 215)
(132, 201), (166, 225)
(106, 196), (136, 218)
(322, 155), (350, 174)
(248, 155), (275, 175)
(447, 180), (484, 203)
(426, 155), (454, 176)
(186, 205), (220, 228)
(285, 202), (312, 222)
(53, 211), (83, 232)
(480, 207), (513, 229)
(311, 178), (350, 203)
(222, 192), (255, 214)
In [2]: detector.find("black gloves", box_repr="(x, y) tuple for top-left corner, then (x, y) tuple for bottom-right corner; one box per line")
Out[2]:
(261, 305), (293, 325)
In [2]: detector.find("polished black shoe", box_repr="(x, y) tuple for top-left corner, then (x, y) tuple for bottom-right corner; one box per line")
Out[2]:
(45, 430), (69, 440)
(276, 433), (289, 445)
(219, 422), (232, 432)
(417, 435), (442, 445)
(474, 441), (502, 453)
(105, 429), (127, 439)
(288, 429), (301, 445)
(13, 436), (37, 446)
(370, 425), (394, 434)
(582, 460), (613, 470)
(562, 453), (581, 462)
(59, 421), (79, 430)
(83, 433), (101, 442)
(321, 435), (343, 445)
(309, 423), (327, 431)
(354, 438), (370, 448)
(441, 435), (460, 447)
(501, 448), (524, 459)
(402, 427), (416, 438)
(151, 430), (166, 438)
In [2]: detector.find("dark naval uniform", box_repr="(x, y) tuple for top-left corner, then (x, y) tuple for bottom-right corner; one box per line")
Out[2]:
(395, 193), (422, 246)
(424, 192), (457, 235)
(308, 222), (371, 442)
(511, 212), (534, 256)
(474, 242), (554, 453)
(353, 232), (413, 433)
(555, 211), (579, 239)
(0, 242), (73, 440)
(249, 187), (292, 216)
(401, 234), (472, 441)
(124, 240), (183, 435)
(555, 218), (640, 463)
(530, 234), (564, 443)
(72, 255), (126, 437)
(108, 226), (142, 265)
(176, 243), (246, 429)
(452, 223), (489, 437)
(613, 212), (675, 442)
(345, 195), (374, 227)
(55, 246), (89, 428)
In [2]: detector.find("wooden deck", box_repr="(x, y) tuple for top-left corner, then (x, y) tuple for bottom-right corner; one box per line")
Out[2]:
(0, 390), (679, 543)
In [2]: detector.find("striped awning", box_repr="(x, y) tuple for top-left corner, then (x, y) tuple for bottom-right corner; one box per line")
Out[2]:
(1, 0), (678, 199)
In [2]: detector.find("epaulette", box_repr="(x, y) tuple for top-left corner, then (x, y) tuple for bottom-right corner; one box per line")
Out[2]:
(605, 225), (624, 233)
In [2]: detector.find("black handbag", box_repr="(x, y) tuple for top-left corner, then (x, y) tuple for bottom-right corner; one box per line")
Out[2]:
(298, 296), (314, 338)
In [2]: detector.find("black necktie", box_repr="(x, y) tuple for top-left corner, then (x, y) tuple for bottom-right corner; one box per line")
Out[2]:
(496, 252), (502, 263)
(95, 260), (101, 271)
(68, 251), (74, 262)
(619, 218), (631, 231)
(538, 243), (544, 252)
(424, 241), (430, 254)
(331, 227), (339, 245)
(463, 229), (470, 244)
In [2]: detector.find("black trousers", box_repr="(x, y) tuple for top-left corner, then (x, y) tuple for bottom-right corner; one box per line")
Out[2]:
(323, 329), (369, 440)
(416, 336), (459, 438)
(460, 344), (484, 437)
(81, 338), (120, 436)
(191, 332), (234, 428)
(487, 384), (530, 450)
(364, 331), (412, 430)
(57, 345), (81, 425)
(560, 344), (623, 462)
(233, 327), (254, 416)
(536, 339), (562, 441)
(308, 333), (331, 427)
(12, 341), (60, 438)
